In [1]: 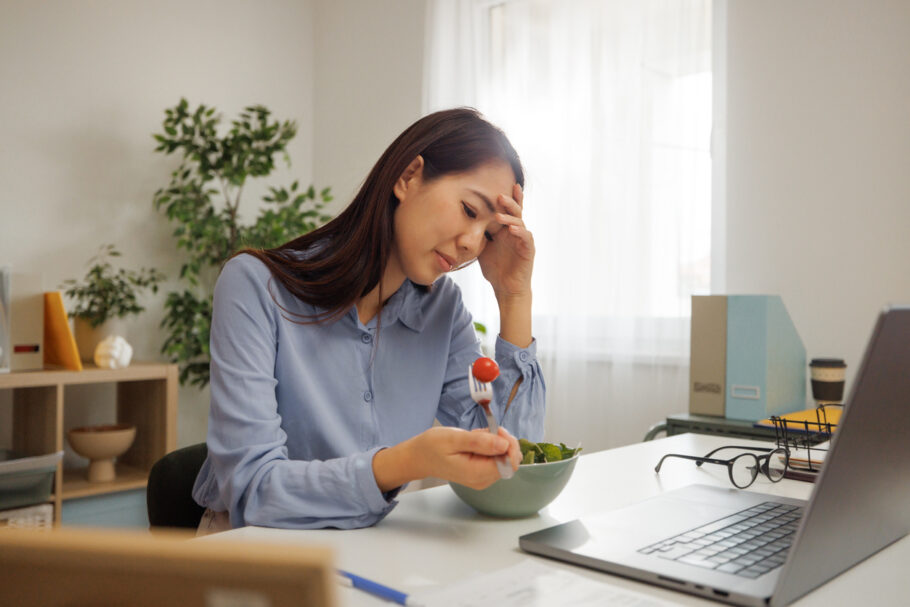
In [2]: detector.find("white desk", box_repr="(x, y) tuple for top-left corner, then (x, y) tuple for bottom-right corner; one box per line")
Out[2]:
(215, 434), (909, 605)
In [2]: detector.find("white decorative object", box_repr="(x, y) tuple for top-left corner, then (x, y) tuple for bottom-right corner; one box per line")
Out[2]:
(75, 317), (125, 362)
(93, 335), (133, 369)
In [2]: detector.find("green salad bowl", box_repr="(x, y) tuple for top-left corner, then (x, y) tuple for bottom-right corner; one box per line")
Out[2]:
(449, 455), (579, 518)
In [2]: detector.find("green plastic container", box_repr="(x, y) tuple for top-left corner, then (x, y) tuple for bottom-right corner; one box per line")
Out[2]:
(0, 450), (62, 511)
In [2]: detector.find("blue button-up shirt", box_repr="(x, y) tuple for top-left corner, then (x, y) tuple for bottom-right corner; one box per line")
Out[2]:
(192, 254), (546, 529)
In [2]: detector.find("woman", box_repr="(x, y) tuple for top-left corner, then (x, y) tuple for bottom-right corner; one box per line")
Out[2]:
(192, 108), (545, 531)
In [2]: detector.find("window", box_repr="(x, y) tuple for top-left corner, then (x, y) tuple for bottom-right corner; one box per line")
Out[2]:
(425, 0), (717, 449)
(427, 0), (713, 359)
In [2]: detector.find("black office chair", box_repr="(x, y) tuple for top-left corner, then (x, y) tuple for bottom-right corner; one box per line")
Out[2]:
(147, 442), (208, 530)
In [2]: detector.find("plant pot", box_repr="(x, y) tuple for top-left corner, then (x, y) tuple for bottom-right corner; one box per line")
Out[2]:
(74, 317), (126, 362)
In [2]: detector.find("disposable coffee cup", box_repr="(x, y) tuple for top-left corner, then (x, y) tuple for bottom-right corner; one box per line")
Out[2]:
(809, 358), (847, 404)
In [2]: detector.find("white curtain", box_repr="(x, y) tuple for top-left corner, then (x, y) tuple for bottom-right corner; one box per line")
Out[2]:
(425, 0), (713, 451)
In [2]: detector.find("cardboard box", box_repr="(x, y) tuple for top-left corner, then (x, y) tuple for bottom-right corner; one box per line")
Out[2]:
(689, 296), (728, 416)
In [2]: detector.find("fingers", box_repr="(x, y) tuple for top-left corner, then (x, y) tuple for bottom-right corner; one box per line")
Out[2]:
(494, 212), (523, 228)
(497, 427), (522, 470)
(497, 193), (522, 218)
(432, 426), (509, 456)
(493, 214), (534, 257)
(499, 184), (523, 213)
(457, 429), (520, 488)
(494, 183), (523, 223)
(416, 427), (524, 488)
(466, 427), (510, 455)
(493, 187), (533, 252)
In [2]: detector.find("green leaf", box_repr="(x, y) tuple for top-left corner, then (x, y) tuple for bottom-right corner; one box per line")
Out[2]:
(517, 439), (582, 464)
(60, 245), (165, 328)
(151, 99), (334, 388)
(540, 443), (562, 462)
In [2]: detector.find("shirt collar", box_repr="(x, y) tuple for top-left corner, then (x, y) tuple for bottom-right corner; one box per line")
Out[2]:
(342, 280), (427, 332)
(383, 280), (425, 332)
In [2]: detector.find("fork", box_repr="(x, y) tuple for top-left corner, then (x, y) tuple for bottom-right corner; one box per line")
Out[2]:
(469, 367), (515, 479)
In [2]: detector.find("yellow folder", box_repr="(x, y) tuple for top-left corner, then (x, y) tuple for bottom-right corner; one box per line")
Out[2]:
(43, 291), (82, 371)
(755, 406), (841, 431)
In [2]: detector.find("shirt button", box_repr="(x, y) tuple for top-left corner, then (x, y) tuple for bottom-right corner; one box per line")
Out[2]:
(363, 391), (373, 402)
(361, 333), (372, 344)
(519, 351), (529, 362)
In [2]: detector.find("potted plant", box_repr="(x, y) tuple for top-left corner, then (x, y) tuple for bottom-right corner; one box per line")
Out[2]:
(152, 99), (333, 387)
(61, 244), (165, 361)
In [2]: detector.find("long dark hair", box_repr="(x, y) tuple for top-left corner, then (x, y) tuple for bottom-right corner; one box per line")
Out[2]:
(242, 107), (524, 323)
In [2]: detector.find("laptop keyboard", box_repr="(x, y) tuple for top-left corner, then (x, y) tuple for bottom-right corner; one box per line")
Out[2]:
(638, 501), (804, 579)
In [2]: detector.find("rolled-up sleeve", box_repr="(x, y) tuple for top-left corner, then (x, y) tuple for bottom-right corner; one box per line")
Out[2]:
(492, 335), (546, 439)
(435, 288), (546, 442)
(192, 256), (397, 529)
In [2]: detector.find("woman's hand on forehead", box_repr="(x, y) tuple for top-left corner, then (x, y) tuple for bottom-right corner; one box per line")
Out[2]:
(477, 183), (534, 300)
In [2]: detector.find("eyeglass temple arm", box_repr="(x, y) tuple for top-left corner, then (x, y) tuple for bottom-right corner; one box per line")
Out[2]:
(654, 453), (730, 473)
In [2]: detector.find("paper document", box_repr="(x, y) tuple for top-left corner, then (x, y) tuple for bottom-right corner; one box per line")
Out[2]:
(414, 560), (678, 607)
(786, 440), (830, 470)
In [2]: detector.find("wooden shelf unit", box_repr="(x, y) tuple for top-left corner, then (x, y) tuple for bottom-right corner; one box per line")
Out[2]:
(0, 363), (177, 524)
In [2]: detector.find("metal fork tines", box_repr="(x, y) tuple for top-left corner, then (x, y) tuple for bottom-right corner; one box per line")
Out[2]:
(469, 376), (497, 430)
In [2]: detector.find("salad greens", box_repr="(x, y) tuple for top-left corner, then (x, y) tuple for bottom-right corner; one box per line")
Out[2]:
(519, 439), (582, 465)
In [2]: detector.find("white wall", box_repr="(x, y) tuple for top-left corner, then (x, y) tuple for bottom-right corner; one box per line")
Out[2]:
(725, 0), (910, 390)
(312, 0), (427, 209)
(0, 0), (428, 452)
(0, 0), (316, 449)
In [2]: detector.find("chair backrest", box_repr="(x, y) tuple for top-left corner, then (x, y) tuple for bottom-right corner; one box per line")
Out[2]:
(146, 442), (208, 529)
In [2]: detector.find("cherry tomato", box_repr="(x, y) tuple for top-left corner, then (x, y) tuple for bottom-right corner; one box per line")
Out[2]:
(472, 357), (500, 383)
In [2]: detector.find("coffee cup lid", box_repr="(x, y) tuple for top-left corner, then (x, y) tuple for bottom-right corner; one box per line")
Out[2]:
(810, 358), (846, 368)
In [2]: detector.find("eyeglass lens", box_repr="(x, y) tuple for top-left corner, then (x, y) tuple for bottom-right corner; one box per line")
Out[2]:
(730, 453), (760, 488)
(766, 448), (788, 481)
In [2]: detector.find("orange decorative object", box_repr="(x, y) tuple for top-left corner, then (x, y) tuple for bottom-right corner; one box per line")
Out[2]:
(43, 291), (82, 371)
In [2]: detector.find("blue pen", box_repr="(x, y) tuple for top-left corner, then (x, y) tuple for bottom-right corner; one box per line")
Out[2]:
(336, 569), (423, 606)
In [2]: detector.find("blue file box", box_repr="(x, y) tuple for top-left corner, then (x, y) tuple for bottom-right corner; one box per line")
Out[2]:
(724, 295), (807, 421)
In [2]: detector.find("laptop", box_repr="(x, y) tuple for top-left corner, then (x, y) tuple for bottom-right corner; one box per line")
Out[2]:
(0, 527), (337, 607)
(520, 306), (910, 606)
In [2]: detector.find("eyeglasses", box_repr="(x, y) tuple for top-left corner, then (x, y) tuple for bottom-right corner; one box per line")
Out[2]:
(654, 445), (790, 489)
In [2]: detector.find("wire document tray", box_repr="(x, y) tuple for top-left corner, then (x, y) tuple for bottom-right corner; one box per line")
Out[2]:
(770, 404), (841, 481)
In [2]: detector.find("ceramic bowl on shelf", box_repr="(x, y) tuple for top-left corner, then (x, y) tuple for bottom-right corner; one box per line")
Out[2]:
(449, 454), (579, 518)
(67, 424), (136, 483)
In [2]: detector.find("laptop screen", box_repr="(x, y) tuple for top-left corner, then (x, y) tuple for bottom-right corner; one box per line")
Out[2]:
(774, 306), (910, 605)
